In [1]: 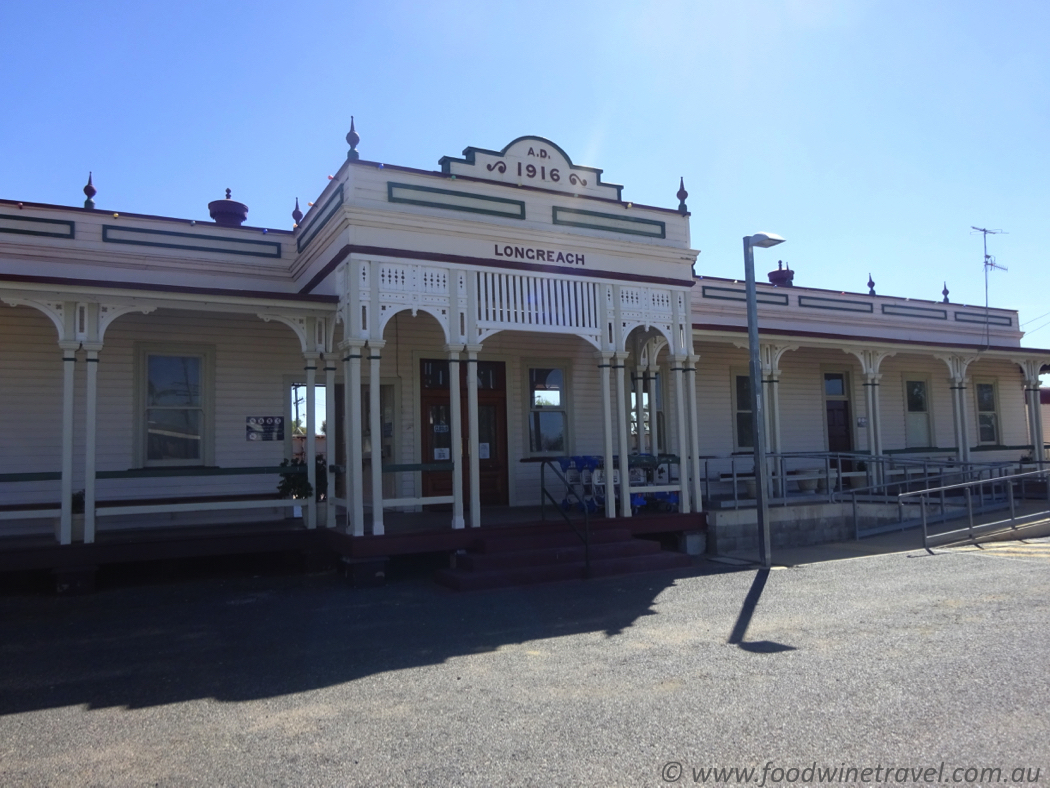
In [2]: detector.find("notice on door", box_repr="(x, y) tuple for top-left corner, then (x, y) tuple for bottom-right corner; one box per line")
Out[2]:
(434, 448), (450, 460)
(479, 442), (490, 459)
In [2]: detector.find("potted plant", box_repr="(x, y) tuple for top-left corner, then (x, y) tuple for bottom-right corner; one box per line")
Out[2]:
(278, 458), (313, 518)
(55, 490), (86, 541)
(314, 453), (329, 502)
(849, 460), (869, 489)
(277, 455), (328, 521)
(797, 469), (820, 493)
(314, 453), (329, 526)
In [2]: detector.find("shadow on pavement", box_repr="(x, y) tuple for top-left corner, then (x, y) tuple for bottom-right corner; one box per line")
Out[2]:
(726, 568), (796, 654)
(0, 552), (728, 716)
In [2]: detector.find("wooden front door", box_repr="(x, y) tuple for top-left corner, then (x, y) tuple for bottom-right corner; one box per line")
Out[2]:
(823, 372), (853, 462)
(825, 400), (853, 453)
(420, 359), (508, 506)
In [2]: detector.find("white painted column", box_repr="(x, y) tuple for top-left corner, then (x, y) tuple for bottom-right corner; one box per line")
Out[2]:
(447, 345), (465, 529)
(303, 351), (319, 529)
(647, 359), (660, 454)
(671, 355), (691, 513)
(949, 383), (964, 462)
(862, 377), (877, 457)
(1037, 391), (1046, 467)
(844, 349), (892, 483)
(324, 355), (337, 528)
(1035, 388), (1046, 466)
(465, 344), (482, 528)
(765, 376), (779, 455)
(958, 380), (971, 463)
(367, 340), (385, 535)
(870, 375), (884, 458)
(599, 352), (615, 519)
(765, 372), (783, 495)
(634, 366), (646, 454)
(343, 341), (365, 536)
(1018, 363), (1044, 467)
(614, 352), (633, 517)
(58, 340), (78, 545)
(1025, 386), (1037, 456)
(686, 355), (703, 511)
(83, 344), (100, 543)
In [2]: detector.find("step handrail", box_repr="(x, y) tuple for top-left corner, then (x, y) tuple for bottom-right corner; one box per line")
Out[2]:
(539, 460), (591, 578)
(899, 467), (1050, 551)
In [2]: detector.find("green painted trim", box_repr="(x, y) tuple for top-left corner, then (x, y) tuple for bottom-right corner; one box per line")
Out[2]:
(883, 447), (954, 455)
(552, 206), (665, 238)
(382, 462), (455, 473)
(798, 295), (874, 313)
(96, 466), (297, 479)
(701, 285), (789, 306)
(884, 444), (1029, 455)
(387, 182), (525, 220)
(882, 304), (947, 320)
(0, 471), (63, 483)
(0, 213), (75, 240)
(955, 311), (1012, 327)
(296, 183), (344, 253)
(103, 225), (281, 258)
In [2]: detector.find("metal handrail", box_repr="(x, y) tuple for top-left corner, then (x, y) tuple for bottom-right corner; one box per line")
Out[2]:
(539, 460), (591, 578)
(899, 467), (1050, 551)
(699, 451), (1038, 528)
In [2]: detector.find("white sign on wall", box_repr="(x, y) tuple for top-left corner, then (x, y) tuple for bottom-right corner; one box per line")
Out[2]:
(439, 136), (623, 201)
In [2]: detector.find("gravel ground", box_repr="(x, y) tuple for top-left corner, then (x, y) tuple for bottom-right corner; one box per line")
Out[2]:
(1, 540), (1048, 787)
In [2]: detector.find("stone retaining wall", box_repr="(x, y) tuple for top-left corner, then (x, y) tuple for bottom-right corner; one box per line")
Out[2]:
(706, 503), (902, 554)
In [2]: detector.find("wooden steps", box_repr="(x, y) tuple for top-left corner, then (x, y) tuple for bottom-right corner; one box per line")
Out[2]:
(434, 527), (692, 591)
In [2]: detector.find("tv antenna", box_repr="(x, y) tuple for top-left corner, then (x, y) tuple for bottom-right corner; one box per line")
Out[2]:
(971, 226), (1007, 348)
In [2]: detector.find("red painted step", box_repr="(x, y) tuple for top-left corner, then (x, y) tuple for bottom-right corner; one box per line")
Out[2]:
(434, 528), (693, 591)
(472, 527), (635, 555)
(455, 537), (660, 572)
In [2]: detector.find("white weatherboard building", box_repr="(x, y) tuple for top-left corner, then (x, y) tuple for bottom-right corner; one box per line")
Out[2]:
(1, 126), (1047, 576)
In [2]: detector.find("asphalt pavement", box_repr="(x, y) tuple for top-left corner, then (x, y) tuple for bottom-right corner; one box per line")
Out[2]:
(1, 535), (1048, 787)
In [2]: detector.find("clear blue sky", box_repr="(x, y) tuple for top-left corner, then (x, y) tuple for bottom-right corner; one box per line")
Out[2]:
(4, 1), (1049, 359)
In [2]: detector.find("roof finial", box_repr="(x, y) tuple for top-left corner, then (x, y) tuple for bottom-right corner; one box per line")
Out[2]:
(83, 172), (96, 209)
(867, 274), (876, 296)
(676, 177), (688, 215)
(346, 116), (360, 161)
(292, 197), (303, 227)
(942, 282), (950, 303)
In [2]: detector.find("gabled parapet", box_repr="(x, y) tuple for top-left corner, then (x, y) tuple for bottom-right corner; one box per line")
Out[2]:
(439, 135), (624, 201)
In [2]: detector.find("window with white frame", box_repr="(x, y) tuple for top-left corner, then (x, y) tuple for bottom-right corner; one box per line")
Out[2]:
(974, 380), (1000, 444)
(143, 351), (211, 465)
(732, 371), (754, 450)
(528, 366), (567, 454)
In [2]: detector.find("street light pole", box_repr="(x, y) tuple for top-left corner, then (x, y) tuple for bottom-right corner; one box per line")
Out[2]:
(743, 232), (785, 568)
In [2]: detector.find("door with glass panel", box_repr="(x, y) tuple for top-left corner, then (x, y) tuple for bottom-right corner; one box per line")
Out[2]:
(974, 381), (999, 445)
(823, 372), (853, 466)
(904, 378), (932, 448)
(420, 359), (508, 506)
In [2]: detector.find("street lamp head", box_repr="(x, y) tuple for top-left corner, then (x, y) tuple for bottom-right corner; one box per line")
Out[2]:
(747, 232), (785, 248)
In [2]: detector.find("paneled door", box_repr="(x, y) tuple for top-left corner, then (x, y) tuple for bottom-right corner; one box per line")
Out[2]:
(420, 359), (508, 506)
